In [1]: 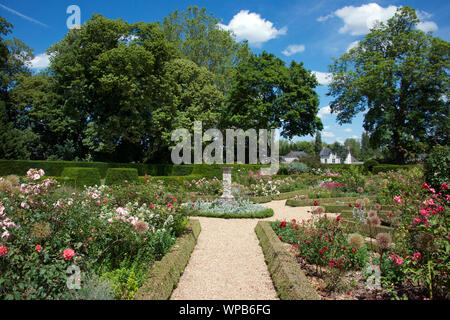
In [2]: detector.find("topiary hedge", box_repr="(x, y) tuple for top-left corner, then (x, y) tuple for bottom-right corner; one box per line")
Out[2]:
(105, 168), (139, 185)
(363, 159), (379, 173)
(61, 167), (101, 187)
(0, 159), (269, 179)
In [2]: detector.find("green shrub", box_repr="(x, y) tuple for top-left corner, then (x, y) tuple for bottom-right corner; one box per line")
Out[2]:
(288, 162), (309, 174)
(364, 159), (380, 172)
(61, 167), (101, 187)
(105, 168), (139, 185)
(277, 164), (289, 175)
(424, 145), (449, 190)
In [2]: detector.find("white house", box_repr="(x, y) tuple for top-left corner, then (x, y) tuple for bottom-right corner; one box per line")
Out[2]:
(320, 147), (341, 164)
(320, 146), (362, 164)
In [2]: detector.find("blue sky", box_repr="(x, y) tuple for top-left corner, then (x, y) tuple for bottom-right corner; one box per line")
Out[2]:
(1, 0), (449, 145)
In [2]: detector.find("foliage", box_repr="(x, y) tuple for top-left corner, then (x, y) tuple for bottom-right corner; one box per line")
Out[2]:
(424, 145), (450, 191)
(161, 6), (250, 93)
(364, 159), (380, 173)
(288, 162), (310, 174)
(224, 51), (322, 138)
(328, 7), (450, 164)
(186, 199), (269, 215)
(105, 168), (139, 185)
(0, 169), (187, 299)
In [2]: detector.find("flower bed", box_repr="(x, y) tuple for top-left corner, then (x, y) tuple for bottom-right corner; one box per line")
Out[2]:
(184, 199), (274, 219)
(0, 169), (189, 300)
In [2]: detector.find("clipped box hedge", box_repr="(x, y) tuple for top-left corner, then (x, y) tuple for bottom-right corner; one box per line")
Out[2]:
(135, 219), (201, 300)
(0, 159), (270, 179)
(255, 221), (320, 300)
(61, 167), (101, 187)
(105, 168), (139, 185)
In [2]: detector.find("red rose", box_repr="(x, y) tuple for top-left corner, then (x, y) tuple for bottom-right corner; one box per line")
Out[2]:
(63, 249), (75, 261)
(319, 250), (324, 255)
(336, 216), (341, 221)
(278, 235), (283, 240)
(348, 203), (352, 207)
(35, 245), (42, 253)
(0, 246), (8, 258)
(314, 201), (318, 206)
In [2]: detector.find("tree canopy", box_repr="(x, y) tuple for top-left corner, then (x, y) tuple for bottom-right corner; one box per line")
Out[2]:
(328, 6), (449, 164)
(0, 8), (322, 163)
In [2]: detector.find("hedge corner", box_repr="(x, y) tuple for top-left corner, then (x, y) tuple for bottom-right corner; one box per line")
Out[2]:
(255, 221), (320, 300)
(135, 219), (201, 300)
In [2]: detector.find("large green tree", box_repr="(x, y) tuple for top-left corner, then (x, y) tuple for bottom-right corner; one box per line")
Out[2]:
(161, 6), (250, 93)
(328, 7), (449, 164)
(224, 51), (322, 138)
(0, 16), (39, 160)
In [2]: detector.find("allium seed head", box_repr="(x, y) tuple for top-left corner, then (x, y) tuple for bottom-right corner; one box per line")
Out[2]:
(348, 233), (364, 250)
(134, 221), (149, 234)
(367, 216), (381, 226)
(376, 233), (392, 250)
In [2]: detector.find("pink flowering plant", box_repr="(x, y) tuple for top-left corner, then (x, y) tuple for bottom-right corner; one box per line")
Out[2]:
(375, 180), (449, 299)
(0, 169), (188, 300)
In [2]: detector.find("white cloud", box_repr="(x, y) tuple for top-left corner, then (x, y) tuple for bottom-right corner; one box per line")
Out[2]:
(318, 3), (438, 36)
(312, 71), (332, 85)
(346, 40), (359, 52)
(318, 105), (331, 119)
(28, 53), (51, 70)
(218, 10), (287, 47)
(416, 21), (438, 32)
(322, 131), (335, 138)
(282, 44), (305, 56)
(343, 128), (352, 133)
(335, 3), (398, 36)
(324, 126), (331, 130)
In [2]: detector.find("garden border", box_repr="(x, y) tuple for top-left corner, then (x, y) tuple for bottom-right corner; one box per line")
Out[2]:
(190, 208), (274, 219)
(254, 221), (321, 300)
(135, 219), (201, 300)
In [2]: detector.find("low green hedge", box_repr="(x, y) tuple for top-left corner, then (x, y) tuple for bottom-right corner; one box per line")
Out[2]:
(191, 208), (274, 219)
(60, 167), (101, 187)
(255, 221), (320, 300)
(249, 190), (310, 204)
(0, 159), (271, 179)
(105, 168), (139, 185)
(372, 164), (420, 174)
(285, 196), (376, 207)
(135, 219), (201, 300)
(332, 217), (394, 239)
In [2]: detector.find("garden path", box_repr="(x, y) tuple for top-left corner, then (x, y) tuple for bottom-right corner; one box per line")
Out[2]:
(170, 200), (331, 300)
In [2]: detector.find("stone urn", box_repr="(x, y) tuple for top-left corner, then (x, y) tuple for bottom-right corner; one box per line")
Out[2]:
(219, 167), (236, 205)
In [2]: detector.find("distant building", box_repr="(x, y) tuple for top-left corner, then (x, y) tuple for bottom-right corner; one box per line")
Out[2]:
(280, 150), (308, 164)
(320, 146), (363, 164)
(320, 147), (341, 164)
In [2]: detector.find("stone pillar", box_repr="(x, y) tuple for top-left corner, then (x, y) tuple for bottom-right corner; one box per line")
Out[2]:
(220, 167), (236, 204)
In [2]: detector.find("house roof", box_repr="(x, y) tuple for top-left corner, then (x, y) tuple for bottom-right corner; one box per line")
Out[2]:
(282, 150), (308, 158)
(320, 148), (332, 157)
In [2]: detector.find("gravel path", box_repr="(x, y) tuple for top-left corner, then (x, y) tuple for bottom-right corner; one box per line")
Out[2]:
(170, 200), (323, 300)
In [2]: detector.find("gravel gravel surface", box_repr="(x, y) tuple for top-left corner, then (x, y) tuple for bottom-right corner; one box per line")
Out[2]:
(170, 200), (326, 300)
